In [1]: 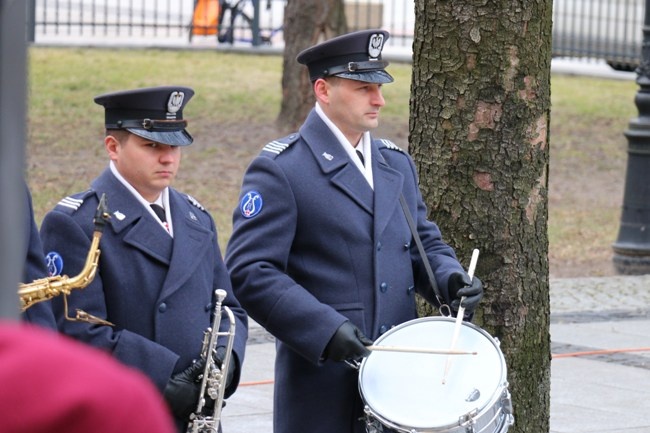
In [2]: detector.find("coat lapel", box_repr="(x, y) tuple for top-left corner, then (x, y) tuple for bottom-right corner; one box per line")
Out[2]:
(300, 110), (374, 215)
(159, 191), (212, 299)
(92, 169), (174, 265)
(372, 142), (404, 239)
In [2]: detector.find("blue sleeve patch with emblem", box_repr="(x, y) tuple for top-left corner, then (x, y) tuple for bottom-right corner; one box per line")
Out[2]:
(240, 191), (263, 218)
(45, 252), (64, 276)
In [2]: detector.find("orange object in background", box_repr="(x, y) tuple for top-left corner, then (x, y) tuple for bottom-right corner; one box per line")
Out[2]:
(191, 0), (220, 36)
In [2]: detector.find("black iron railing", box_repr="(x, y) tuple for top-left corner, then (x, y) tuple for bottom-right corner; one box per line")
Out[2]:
(31, 0), (644, 70)
(31, 0), (413, 49)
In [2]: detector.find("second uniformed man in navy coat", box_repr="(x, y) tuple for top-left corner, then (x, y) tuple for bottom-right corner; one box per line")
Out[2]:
(226, 30), (484, 433)
(37, 86), (248, 431)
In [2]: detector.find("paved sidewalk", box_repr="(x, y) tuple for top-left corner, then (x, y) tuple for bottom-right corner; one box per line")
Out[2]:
(549, 275), (650, 433)
(221, 275), (650, 433)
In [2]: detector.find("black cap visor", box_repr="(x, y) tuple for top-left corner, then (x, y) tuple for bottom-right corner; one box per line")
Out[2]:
(335, 69), (394, 84)
(127, 128), (194, 146)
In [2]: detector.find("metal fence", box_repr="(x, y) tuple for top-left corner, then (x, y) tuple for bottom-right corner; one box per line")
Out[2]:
(552, 0), (643, 70)
(31, 0), (644, 70)
(31, 0), (415, 50)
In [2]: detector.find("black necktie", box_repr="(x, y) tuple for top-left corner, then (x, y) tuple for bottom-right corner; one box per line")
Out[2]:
(356, 149), (365, 166)
(150, 204), (166, 223)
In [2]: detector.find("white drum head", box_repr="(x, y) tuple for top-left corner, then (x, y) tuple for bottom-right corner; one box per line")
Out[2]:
(359, 317), (507, 430)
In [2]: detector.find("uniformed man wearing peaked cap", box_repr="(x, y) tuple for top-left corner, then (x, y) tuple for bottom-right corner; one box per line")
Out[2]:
(226, 30), (484, 433)
(94, 86), (194, 146)
(36, 86), (248, 432)
(297, 29), (394, 83)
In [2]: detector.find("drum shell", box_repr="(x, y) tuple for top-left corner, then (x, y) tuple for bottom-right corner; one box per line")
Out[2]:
(358, 317), (514, 433)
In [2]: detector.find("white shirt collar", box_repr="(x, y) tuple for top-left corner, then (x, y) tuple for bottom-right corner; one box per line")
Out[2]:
(109, 161), (173, 236)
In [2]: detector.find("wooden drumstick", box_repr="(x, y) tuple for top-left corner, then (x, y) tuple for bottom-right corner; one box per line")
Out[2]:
(367, 345), (477, 355)
(442, 248), (479, 384)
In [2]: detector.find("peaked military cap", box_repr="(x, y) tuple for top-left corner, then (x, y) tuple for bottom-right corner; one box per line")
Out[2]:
(297, 29), (394, 84)
(94, 86), (194, 146)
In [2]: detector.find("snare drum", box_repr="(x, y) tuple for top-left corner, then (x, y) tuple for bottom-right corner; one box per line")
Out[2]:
(358, 317), (514, 433)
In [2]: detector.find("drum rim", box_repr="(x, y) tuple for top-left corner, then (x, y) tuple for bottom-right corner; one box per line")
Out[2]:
(358, 316), (510, 431)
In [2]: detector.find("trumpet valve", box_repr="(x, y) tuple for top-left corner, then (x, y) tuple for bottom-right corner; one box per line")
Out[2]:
(207, 387), (219, 401)
(206, 367), (222, 400)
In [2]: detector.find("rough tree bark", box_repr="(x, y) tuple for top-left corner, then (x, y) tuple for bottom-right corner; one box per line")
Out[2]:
(410, 2), (552, 432)
(276, 0), (347, 132)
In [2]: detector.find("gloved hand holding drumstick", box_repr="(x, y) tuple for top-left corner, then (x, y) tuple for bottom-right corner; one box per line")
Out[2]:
(448, 272), (484, 320)
(324, 321), (373, 362)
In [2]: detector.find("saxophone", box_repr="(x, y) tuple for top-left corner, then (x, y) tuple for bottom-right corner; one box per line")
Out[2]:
(187, 289), (236, 433)
(18, 193), (114, 326)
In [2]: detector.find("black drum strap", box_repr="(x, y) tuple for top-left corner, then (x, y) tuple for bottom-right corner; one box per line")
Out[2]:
(398, 194), (450, 316)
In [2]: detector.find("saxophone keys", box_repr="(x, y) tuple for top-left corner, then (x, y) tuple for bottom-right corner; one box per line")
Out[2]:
(74, 308), (115, 326)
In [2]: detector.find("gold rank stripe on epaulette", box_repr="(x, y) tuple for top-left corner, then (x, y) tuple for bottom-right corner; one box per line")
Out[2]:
(186, 194), (206, 211)
(380, 139), (404, 152)
(56, 196), (85, 211)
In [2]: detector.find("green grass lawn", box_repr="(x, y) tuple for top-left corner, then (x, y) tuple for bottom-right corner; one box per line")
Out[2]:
(26, 46), (639, 277)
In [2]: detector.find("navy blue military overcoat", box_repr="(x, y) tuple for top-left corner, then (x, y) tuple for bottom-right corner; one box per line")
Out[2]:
(39, 169), (247, 425)
(21, 183), (58, 330)
(226, 110), (465, 433)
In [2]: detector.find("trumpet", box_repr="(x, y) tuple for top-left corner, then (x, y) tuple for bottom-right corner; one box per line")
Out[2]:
(187, 289), (236, 433)
(18, 193), (114, 326)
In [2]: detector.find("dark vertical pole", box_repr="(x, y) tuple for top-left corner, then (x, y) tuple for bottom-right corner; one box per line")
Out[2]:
(26, 0), (35, 42)
(612, 1), (650, 274)
(251, 0), (261, 46)
(0, 0), (27, 319)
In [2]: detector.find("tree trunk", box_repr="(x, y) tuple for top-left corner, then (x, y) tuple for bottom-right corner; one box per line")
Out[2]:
(410, 1), (552, 432)
(276, 0), (347, 132)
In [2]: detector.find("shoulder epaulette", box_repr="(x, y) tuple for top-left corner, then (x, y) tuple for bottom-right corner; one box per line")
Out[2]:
(378, 138), (404, 152)
(55, 189), (95, 213)
(261, 133), (299, 157)
(186, 194), (206, 212)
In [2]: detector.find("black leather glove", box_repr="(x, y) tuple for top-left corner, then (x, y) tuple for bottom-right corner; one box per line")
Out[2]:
(448, 271), (484, 314)
(163, 359), (205, 420)
(324, 321), (373, 362)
